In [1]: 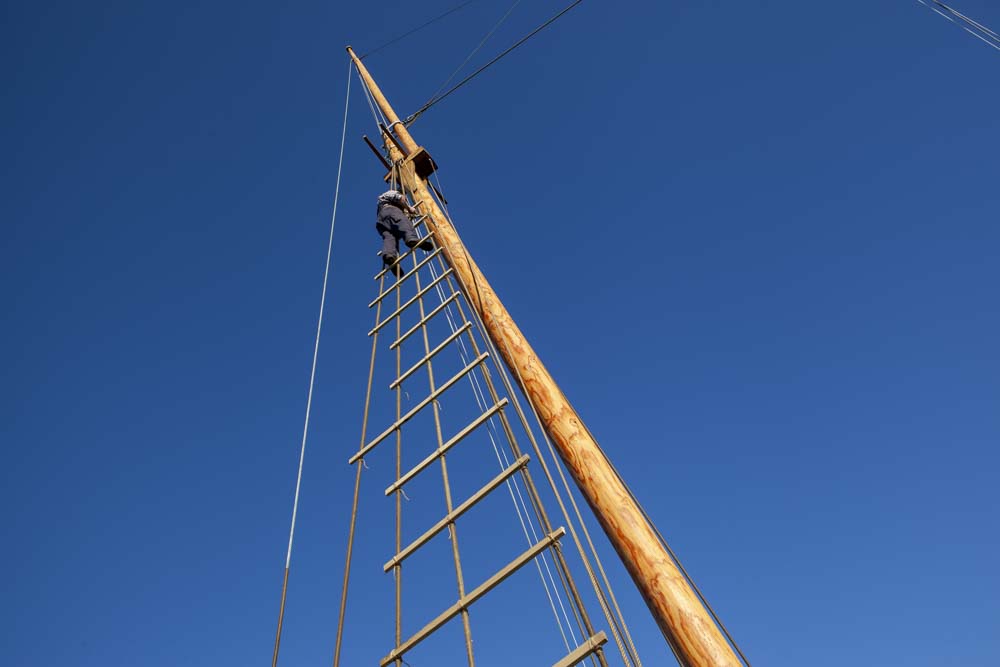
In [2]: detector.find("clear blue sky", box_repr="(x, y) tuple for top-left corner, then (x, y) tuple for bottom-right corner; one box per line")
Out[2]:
(3, 1), (998, 665)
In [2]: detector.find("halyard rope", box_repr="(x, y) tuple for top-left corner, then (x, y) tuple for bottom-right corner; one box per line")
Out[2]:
(271, 59), (351, 667)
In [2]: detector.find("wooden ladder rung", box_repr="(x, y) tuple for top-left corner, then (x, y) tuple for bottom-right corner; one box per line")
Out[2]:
(380, 527), (566, 666)
(385, 398), (508, 496)
(551, 631), (608, 667)
(348, 352), (488, 465)
(384, 453), (529, 571)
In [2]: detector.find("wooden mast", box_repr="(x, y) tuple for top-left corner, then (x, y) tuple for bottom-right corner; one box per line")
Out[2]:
(347, 47), (741, 667)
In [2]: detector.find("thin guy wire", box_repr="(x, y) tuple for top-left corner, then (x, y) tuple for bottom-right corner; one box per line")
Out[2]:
(358, 66), (389, 132)
(405, 0), (584, 125)
(272, 59), (351, 667)
(926, 0), (1000, 39)
(332, 273), (387, 667)
(423, 0), (524, 108)
(925, 2), (1000, 49)
(359, 0), (483, 59)
(917, 0), (1000, 51)
(938, 1), (1000, 39)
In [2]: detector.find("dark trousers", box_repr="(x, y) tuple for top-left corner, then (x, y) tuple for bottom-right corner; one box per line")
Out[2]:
(376, 205), (418, 262)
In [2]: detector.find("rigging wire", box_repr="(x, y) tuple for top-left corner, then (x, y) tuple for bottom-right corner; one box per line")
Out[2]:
(272, 59), (352, 667)
(405, 0), (584, 125)
(423, 0), (524, 109)
(359, 0), (484, 60)
(917, 0), (1000, 51)
(358, 66), (389, 132)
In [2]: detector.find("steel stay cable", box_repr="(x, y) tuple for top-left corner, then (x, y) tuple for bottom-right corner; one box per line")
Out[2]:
(405, 0), (585, 125)
(359, 0), (483, 60)
(917, 0), (1000, 50)
(927, 0), (1000, 39)
(272, 59), (351, 667)
(357, 65), (389, 134)
(422, 0), (524, 109)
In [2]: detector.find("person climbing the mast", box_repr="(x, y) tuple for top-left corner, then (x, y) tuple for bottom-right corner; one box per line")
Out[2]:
(376, 187), (433, 275)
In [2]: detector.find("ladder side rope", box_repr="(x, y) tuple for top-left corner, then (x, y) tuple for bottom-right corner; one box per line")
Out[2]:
(392, 268), (404, 658)
(426, 174), (639, 667)
(332, 273), (388, 667)
(272, 60), (352, 667)
(408, 250), (477, 664)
